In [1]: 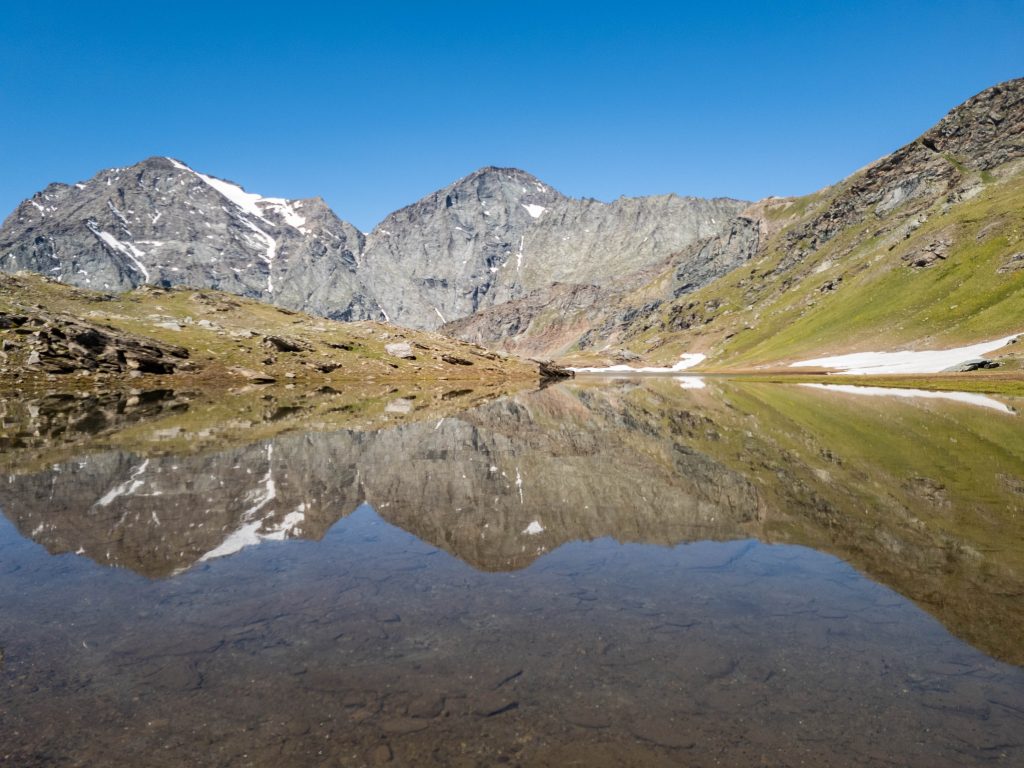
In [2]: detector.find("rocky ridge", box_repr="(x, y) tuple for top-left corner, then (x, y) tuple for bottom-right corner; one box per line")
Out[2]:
(360, 167), (748, 329)
(1, 160), (749, 337)
(442, 211), (762, 357)
(1, 157), (379, 321)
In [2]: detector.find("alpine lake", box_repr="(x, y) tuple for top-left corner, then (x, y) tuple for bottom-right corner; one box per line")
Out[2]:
(1, 376), (1022, 767)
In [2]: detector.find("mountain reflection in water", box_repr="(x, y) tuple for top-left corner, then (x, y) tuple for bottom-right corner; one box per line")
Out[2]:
(1, 379), (1022, 767)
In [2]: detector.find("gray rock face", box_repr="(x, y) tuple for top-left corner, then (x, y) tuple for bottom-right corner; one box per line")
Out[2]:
(1, 159), (749, 341)
(361, 167), (749, 329)
(0, 157), (378, 321)
(441, 212), (762, 357)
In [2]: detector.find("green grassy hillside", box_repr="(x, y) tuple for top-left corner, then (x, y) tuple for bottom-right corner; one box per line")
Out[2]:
(616, 79), (1024, 370)
(626, 160), (1024, 369)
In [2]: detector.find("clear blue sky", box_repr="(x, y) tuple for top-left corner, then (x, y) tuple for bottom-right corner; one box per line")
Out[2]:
(2, 1), (1021, 231)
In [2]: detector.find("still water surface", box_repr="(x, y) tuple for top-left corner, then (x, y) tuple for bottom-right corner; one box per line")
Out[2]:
(1, 378), (1022, 766)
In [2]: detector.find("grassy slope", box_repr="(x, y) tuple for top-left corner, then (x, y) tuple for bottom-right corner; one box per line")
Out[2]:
(628, 160), (1024, 370)
(0, 272), (541, 392)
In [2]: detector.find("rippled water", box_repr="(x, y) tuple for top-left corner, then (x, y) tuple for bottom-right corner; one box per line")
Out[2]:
(1, 378), (1022, 766)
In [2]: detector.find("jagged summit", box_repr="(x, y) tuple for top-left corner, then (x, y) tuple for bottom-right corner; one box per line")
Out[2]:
(359, 165), (745, 329)
(1, 156), (747, 332)
(0, 155), (376, 320)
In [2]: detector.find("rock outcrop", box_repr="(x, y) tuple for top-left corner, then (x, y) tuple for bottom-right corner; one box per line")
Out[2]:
(441, 211), (762, 357)
(1, 309), (190, 375)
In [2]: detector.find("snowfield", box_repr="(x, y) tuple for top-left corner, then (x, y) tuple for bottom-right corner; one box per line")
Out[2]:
(790, 334), (1020, 375)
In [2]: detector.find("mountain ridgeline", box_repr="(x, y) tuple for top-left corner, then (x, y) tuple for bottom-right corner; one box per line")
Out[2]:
(2, 77), (1023, 365)
(0, 161), (748, 336)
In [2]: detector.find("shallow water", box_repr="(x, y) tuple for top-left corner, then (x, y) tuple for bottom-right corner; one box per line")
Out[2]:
(1, 379), (1023, 766)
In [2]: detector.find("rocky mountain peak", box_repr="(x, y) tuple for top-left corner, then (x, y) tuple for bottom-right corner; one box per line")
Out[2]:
(0, 156), (376, 321)
(371, 166), (564, 235)
(2, 157), (750, 334)
(359, 165), (748, 329)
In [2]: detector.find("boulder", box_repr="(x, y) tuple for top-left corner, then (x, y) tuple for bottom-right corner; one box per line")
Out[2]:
(263, 334), (309, 353)
(942, 357), (1000, 372)
(385, 342), (416, 360)
(13, 312), (189, 375)
(534, 359), (575, 380)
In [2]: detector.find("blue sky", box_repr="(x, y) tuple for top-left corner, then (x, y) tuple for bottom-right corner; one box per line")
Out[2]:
(2, 1), (1022, 231)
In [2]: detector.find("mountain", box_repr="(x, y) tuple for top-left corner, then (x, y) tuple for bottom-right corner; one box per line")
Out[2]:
(359, 167), (748, 329)
(3, 78), (1021, 363)
(596, 77), (1024, 369)
(0, 160), (749, 334)
(440, 211), (762, 358)
(0, 157), (384, 321)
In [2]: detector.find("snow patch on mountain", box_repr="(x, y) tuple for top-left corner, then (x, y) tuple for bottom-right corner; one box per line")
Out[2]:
(85, 220), (150, 282)
(167, 157), (270, 223)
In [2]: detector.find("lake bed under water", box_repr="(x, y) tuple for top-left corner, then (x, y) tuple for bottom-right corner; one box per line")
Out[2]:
(1, 378), (1022, 767)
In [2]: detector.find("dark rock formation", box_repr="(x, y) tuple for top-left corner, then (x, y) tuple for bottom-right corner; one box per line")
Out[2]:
(941, 357), (999, 372)
(0, 309), (189, 375)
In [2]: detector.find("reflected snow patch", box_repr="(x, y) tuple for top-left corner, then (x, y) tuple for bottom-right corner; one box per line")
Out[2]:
(799, 383), (1015, 414)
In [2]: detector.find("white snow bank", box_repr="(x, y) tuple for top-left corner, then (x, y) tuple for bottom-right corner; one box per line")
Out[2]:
(169, 157), (306, 234)
(522, 203), (547, 219)
(571, 353), (706, 374)
(167, 158), (270, 222)
(523, 520), (544, 535)
(86, 220), (150, 282)
(200, 519), (264, 560)
(95, 460), (150, 506)
(237, 217), (277, 292)
(790, 335), (1019, 375)
(260, 508), (306, 541)
(260, 197), (307, 232)
(200, 447), (278, 561)
(799, 383), (1015, 414)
